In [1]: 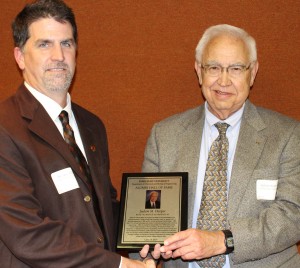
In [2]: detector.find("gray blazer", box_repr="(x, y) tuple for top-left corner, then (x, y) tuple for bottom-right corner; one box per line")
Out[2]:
(142, 100), (300, 267)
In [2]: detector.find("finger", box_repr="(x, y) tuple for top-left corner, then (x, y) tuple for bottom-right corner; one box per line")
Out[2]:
(151, 244), (161, 259)
(161, 251), (173, 259)
(161, 240), (185, 253)
(164, 230), (190, 246)
(180, 251), (200, 261)
(144, 258), (156, 267)
(139, 244), (150, 258)
(172, 244), (200, 260)
(160, 246), (173, 254)
(172, 247), (188, 258)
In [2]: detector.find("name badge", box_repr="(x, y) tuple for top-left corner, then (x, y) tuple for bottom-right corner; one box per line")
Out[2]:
(256, 180), (278, 200)
(51, 167), (79, 194)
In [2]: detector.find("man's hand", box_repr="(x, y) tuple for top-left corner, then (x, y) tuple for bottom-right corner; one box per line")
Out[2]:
(139, 244), (161, 260)
(121, 257), (156, 268)
(121, 244), (161, 267)
(160, 229), (226, 260)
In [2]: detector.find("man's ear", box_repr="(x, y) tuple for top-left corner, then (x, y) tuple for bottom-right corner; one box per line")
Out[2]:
(14, 47), (25, 70)
(194, 61), (202, 85)
(250, 61), (259, 86)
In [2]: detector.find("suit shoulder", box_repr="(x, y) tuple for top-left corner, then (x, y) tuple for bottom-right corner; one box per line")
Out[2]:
(0, 94), (17, 111)
(72, 103), (106, 128)
(0, 95), (21, 125)
(256, 106), (299, 128)
(155, 105), (203, 129)
(248, 104), (300, 140)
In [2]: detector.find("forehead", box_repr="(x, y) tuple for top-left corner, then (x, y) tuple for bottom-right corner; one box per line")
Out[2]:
(203, 34), (250, 64)
(28, 18), (73, 41)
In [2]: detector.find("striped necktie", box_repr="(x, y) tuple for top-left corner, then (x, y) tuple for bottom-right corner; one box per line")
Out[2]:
(58, 110), (92, 186)
(58, 110), (105, 235)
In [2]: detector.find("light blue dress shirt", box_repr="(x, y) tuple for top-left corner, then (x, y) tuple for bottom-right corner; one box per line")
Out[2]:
(190, 101), (244, 268)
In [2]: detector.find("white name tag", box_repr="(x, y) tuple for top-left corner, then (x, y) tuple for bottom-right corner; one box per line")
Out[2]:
(51, 168), (79, 194)
(256, 180), (278, 200)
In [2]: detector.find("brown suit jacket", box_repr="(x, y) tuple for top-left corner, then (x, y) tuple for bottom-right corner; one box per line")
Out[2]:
(0, 85), (121, 267)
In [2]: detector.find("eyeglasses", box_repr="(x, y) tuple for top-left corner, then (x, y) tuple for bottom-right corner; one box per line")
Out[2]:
(201, 63), (252, 77)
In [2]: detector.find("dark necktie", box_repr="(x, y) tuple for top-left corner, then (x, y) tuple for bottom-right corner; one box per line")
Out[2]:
(196, 122), (229, 267)
(58, 111), (104, 233)
(59, 111), (92, 186)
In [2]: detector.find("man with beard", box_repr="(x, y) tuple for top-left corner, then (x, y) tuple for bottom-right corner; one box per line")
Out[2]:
(0, 0), (157, 267)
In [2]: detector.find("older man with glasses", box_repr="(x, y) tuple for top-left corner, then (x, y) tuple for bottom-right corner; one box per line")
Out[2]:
(142, 24), (300, 267)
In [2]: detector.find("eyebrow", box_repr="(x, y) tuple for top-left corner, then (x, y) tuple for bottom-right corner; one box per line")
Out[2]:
(204, 61), (246, 66)
(34, 38), (75, 44)
(61, 38), (75, 44)
(35, 39), (52, 44)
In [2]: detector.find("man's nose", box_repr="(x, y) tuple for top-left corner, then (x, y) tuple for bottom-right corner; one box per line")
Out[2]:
(217, 68), (232, 86)
(51, 44), (65, 61)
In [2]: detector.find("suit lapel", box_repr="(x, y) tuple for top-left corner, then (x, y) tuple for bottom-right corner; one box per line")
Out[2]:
(176, 106), (205, 226)
(16, 86), (90, 187)
(73, 107), (111, 237)
(72, 107), (105, 198)
(228, 101), (267, 219)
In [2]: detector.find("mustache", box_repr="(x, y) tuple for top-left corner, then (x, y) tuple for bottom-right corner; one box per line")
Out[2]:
(44, 62), (69, 71)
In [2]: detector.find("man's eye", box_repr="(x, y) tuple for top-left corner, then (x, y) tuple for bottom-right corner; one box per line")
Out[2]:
(209, 66), (220, 71)
(38, 42), (48, 48)
(62, 41), (71, 47)
(231, 66), (243, 71)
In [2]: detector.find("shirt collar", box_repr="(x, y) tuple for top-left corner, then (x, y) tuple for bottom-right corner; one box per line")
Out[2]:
(204, 101), (245, 129)
(25, 81), (73, 121)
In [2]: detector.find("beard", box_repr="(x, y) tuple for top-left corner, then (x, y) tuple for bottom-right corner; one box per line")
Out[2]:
(43, 62), (74, 93)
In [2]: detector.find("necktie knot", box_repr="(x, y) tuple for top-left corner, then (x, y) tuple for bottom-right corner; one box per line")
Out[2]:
(59, 110), (69, 126)
(59, 110), (74, 143)
(215, 122), (229, 138)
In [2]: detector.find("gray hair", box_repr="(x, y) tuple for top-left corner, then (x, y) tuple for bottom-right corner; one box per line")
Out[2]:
(195, 24), (257, 63)
(149, 191), (158, 197)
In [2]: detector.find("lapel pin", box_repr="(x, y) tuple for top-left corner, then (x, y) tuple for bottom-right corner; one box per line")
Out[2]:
(90, 145), (96, 152)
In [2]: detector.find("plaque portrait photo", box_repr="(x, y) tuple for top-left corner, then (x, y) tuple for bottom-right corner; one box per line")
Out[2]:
(117, 172), (188, 250)
(145, 190), (161, 209)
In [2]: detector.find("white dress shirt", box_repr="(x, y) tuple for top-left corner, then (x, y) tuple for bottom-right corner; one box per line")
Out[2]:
(25, 82), (87, 160)
(190, 101), (244, 268)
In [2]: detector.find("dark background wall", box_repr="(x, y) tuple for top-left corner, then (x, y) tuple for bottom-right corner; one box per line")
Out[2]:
(0, 1), (299, 250)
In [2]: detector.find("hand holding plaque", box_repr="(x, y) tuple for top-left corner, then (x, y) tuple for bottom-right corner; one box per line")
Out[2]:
(117, 172), (188, 250)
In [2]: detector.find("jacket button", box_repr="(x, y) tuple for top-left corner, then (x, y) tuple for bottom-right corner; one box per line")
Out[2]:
(84, 195), (91, 202)
(97, 236), (103, 243)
